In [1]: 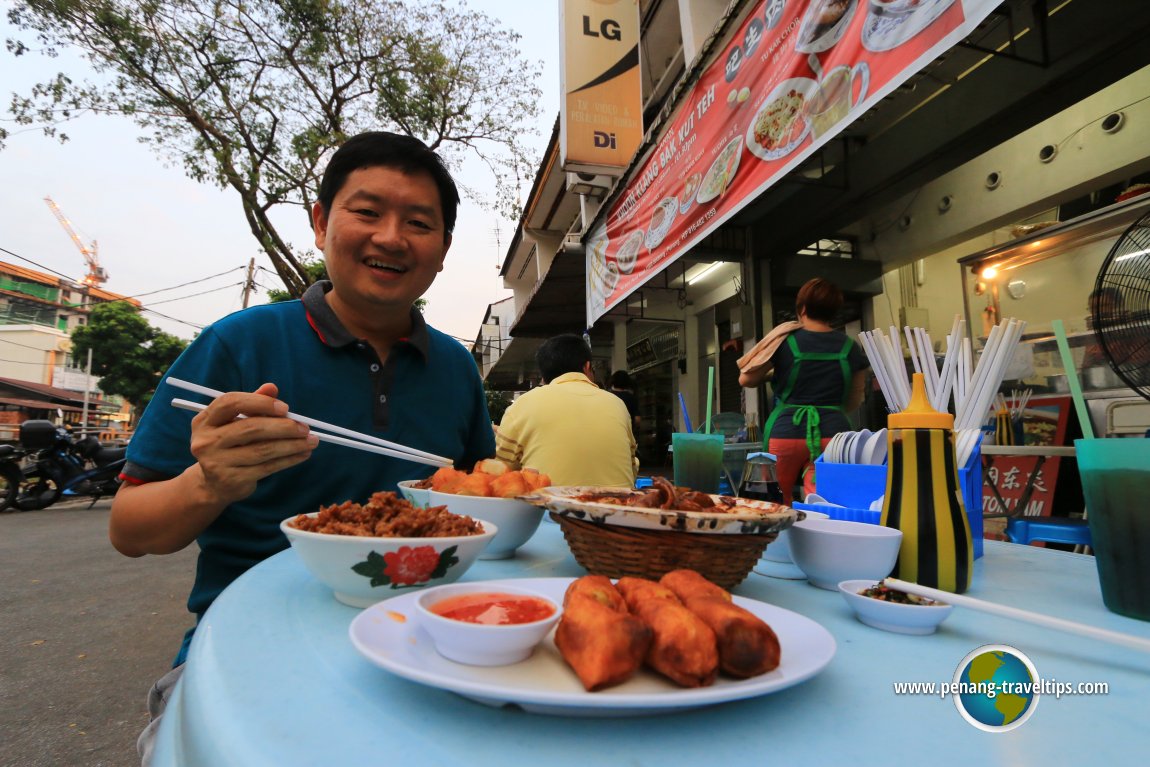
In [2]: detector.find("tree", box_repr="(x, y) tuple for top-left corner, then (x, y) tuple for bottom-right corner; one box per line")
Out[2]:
(70, 301), (188, 417)
(4, 0), (542, 297)
(484, 380), (512, 425)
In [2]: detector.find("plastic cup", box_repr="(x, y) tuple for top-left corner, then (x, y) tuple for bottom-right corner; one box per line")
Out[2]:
(672, 433), (724, 494)
(1076, 437), (1150, 621)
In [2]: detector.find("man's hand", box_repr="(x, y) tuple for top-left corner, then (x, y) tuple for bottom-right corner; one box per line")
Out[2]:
(110, 382), (318, 557)
(188, 383), (318, 508)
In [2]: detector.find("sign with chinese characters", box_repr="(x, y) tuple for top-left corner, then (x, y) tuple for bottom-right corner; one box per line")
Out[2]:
(982, 397), (1072, 540)
(560, 0), (642, 173)
(586, 0), (1002, 326)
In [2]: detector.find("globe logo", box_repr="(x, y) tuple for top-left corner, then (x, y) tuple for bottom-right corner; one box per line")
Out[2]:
(952, 644), (1040, 732)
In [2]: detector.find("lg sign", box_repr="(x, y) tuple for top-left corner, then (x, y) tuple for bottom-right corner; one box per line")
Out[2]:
(582, 15), (622, 41)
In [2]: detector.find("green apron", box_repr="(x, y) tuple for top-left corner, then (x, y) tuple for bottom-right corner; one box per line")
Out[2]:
(762, 334), (855, 462)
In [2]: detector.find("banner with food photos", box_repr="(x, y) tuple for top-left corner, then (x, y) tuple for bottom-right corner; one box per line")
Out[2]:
(586, 0), (1001, 327)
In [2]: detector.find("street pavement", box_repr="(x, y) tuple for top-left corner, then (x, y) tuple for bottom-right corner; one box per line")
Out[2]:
(1, 500), (198, 767)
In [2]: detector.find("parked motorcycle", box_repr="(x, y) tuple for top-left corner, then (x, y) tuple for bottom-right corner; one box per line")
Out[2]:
(0, 442), (27, 510)
(6, 420), (126, 511)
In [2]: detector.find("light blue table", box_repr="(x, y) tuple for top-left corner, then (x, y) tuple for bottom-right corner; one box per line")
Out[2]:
(153, 523), (1148, 766)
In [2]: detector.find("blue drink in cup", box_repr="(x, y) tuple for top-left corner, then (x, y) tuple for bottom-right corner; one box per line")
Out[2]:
(672, 433), (725, 494)
(1076, 437), (1150, 621)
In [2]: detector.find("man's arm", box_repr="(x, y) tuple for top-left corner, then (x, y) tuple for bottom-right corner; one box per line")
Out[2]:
(109, 384), (318, 557)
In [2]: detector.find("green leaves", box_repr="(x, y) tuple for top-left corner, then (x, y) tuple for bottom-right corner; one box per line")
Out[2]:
(70, 301), (188, 413)
(5, 0), (545, 296)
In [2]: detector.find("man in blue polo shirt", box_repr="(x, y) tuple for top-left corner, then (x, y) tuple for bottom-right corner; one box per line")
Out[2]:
(112, 132), (495, 763)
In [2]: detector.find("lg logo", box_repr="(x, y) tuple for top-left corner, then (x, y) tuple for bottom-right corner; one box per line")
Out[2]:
(582, 15), (622, 41)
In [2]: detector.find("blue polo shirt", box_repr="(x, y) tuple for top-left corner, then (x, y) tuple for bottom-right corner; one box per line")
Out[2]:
(124, 282), (495, 665)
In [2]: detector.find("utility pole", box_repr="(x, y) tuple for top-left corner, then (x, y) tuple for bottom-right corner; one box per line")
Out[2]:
(81, 347), (93, 431)
(241, 258), (256, 308)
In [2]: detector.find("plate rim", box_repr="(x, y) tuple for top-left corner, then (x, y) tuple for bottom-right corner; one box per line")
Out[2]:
(530, 486), (798, 535)
(861, 0), (956, 52)
(696, 135), (746, 204)
(794, 0), (861, 54)
(644, 196), (680, 252)
(744, 76), (817, 162)
(348, 576), (837, 713)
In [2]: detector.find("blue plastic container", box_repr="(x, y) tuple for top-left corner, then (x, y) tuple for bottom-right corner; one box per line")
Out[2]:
(813, 443), (984, 558)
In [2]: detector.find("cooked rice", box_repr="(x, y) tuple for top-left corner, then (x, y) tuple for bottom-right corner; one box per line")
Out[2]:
(289, 491), (483, 537)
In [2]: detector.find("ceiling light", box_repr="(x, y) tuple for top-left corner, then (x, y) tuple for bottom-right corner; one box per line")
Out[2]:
(687, 262), (722, 285)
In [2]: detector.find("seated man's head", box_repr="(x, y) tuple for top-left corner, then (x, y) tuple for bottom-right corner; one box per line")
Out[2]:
(311, 131), (461, 317)
(537, 334), (593, 384)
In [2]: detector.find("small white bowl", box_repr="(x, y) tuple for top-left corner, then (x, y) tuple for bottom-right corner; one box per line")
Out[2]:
(788, 518), (903, 590)
(838, 579), (955, 635)
(396, 479), (432, 508)
(761, 509), (830, 564)
(415, 582), (561, 666)
(281, 515), (497, 607)
(428, 490), (544, 560)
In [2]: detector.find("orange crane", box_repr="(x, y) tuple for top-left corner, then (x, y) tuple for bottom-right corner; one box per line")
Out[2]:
(43, 196), (109, 287)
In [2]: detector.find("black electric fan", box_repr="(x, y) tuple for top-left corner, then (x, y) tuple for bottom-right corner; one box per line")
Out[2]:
(1093, 210), (1150, 402)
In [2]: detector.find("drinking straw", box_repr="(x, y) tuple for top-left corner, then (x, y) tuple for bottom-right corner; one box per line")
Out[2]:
(886, 579), (1150, 653)
(678, 392), (694, 433)
(1051, 319), (1096, 439)
(704, 366), (715, 434)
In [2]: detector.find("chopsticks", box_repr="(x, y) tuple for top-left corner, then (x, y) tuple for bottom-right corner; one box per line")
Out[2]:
(166, 377), (453, 468)
(885, 578), (1150, 653)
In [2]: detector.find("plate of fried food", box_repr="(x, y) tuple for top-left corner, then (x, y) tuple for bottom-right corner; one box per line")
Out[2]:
(745, 77), (817, 161)
(349, 571), (836, 716)
(524, 478), (798, 536)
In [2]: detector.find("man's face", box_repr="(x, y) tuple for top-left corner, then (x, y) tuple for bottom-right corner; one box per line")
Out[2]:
(312, 165), (451, 318)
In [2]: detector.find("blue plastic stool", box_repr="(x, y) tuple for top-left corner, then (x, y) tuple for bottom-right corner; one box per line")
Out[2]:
(1005, 516), (1092, 547)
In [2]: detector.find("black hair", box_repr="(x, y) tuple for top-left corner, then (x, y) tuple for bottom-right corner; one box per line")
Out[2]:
(536, 333), (592, 383)
(610, 370), (633, 390)
(316, 131), (460, 239)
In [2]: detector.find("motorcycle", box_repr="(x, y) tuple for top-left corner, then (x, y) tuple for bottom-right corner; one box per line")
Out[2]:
(5, 420), (127, 511)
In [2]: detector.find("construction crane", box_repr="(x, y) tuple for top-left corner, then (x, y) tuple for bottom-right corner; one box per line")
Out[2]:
(43, 196), (109, 287)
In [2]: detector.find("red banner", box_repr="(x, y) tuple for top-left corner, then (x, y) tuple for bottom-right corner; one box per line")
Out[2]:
(586, 0), (1000, 325)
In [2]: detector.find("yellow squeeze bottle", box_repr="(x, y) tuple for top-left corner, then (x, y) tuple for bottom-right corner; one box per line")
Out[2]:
(880, 373), (973, 593)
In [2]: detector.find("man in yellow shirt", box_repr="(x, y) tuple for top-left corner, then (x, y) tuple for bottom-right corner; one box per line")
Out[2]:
(496, 334), (638, 487)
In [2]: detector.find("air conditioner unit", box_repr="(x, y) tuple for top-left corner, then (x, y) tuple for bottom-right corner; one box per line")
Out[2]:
(565, 172), (612, 198)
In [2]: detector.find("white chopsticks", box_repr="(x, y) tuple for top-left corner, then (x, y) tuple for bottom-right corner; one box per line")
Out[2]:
(166, 377), (453, 468)
(885, 578), (1150, 653)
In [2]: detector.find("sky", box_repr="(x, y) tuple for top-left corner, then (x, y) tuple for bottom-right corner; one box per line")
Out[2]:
(0, 1), (560, 343)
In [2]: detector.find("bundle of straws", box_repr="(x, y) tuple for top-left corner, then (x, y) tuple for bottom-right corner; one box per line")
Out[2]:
(857, 315), (1028, 463)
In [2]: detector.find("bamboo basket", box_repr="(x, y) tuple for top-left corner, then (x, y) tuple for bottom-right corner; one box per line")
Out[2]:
(551, 513), (777, 590)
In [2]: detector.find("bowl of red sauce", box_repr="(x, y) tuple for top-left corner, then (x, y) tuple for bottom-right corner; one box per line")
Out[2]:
(415, 582), (561, 666)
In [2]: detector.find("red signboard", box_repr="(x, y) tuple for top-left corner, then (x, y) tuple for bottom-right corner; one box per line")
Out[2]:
(981, 396), (1072, 540)
(586, 0), (1000, 326)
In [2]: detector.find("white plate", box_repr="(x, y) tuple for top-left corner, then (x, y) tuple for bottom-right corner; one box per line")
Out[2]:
(745, 78), (817, 161)
(644, 197), (679, 252)
(696, 136), (744, 204)
(527, 486), (798, 536)
(861, 0), (956, 52)
(754, 559), (808, 580)
(614, 229), (645, 275)
(851, 429), (872, 464)
(349, 577), (837, 716)
(795, 0), (861, 54)
(862, 429), (888, 465)
(679, 172), (702, 214)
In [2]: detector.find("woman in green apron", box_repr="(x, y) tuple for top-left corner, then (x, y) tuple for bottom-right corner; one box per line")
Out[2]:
(738, 278), (869, 501)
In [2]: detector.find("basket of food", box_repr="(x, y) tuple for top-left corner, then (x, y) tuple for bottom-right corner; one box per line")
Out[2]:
(524, 478), (800, 589)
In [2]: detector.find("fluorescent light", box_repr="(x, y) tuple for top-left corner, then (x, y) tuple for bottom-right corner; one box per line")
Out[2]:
(1115, 248), (1150, 263)
(687, 262), (722, 285)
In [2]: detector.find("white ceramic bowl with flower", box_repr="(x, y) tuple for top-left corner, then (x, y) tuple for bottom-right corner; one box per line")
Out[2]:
(396, 479), (432, 508)
(280, 514), (497, 608)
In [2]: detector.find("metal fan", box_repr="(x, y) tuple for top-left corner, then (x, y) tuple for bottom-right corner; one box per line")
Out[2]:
(1093, 211), (1150, 402)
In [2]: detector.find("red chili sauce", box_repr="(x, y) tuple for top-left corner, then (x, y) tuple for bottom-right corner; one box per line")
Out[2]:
(430, 592), (556, 625)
